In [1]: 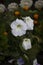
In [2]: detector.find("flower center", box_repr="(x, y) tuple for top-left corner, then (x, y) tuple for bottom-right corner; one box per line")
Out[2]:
(25, 39), (28, 41)
(17, 24), (22, 28)
(26, 18), (29, 21)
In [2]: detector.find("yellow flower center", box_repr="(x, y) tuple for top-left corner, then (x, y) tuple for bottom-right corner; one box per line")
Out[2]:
(25, 39), (28, 41)
(17, 24), (22, 28)
(26, 18), (29, 21)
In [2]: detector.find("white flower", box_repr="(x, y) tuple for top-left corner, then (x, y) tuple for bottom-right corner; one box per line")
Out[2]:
(8, 59), (14, 63)
(33, 59), (37, 65)
(35, 1), (43, 9)
(0, 4), (6, 13)
(22, 38), (32, 50)
(23, 16), (34, 30)
(20, 0), (33, 8)
(8, 2), (18, 11)
(10, 19), (27, 37)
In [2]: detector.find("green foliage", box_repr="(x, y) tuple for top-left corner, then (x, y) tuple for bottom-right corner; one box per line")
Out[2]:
(0, 9), (43, 65)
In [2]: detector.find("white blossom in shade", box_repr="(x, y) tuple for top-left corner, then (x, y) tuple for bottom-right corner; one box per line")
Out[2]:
(20, 0), (33, 8)
(35, 1), (43, 9)
(23, 16), (34, 30)
(33, 59), (37, 65)
(8, 2), (18, 11)
(0, 4), (6, 13)
(22, 38), (32, 50)
(10, 19), (27, 37)
(8, 59), (14, 63)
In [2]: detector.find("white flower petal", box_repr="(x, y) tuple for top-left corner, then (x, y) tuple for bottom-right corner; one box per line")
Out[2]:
(11, 29), (26, 37)
(8, 2), (18, 11)
(22, 38), (32, 50)
(33, 59), (37, 65)
(10, 21), (16, 29)
(20, 0), (33, 8)
(35, 1), (43, 9)
(10, 18), (27, 30)
(18, 30), (26, 36)
(0, 4), (6, 13)
(8, 59), (14, 63)
(23, 16), (34, 30)
(15, 19), (27, 30)
(10, 18), (27, 37)
(11, 29), (18, 36)
(27, 21), (34, 30)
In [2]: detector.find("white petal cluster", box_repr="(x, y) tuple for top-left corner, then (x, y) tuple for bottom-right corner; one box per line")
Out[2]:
(0, 4), (6, 13)
(22, 38), (32, 50)
(20, 0), (33, 8)
(10, 16), (34, 37)
(23, 16), (34, 30)
(10, 19), (27, 36)
(35, 0), (43, 9)
(8, 2), (18, 11)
